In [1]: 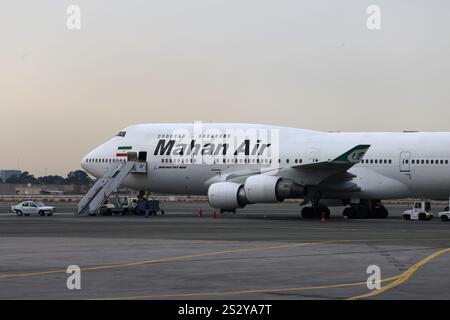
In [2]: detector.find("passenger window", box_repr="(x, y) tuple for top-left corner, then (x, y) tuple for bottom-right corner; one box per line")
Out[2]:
(388, 160), (392, 164)
(431, 160), (434, 164)
(286, 159), (290, 164)
(426, 160), (429, 164)
(446, 160), (449, 164)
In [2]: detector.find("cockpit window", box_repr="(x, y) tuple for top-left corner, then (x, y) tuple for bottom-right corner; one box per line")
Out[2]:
(116, 131), (126, 137)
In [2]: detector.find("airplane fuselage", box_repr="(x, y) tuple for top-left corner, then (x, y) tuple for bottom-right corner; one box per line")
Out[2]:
(81, 123), (450, 202)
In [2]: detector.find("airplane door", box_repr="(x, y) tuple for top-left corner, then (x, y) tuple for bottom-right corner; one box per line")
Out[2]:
(138, 151), (147, 162)
(400, 151), (410, 172)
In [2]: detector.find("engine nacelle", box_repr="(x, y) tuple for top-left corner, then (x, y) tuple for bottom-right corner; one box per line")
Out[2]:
(244, 175), (281, 203)
(207, 182), (249, 210)
(244, 175), (307, 203)
(208, 176), (307, 210)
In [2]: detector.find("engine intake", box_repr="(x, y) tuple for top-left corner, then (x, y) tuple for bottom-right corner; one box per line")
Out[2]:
(207, 182), (250, 211)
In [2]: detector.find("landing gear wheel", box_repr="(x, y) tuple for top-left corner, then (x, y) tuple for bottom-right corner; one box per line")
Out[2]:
(301, 207), (314, 219)
(343, 207), (357, 219)
(374, 206), (389, 219)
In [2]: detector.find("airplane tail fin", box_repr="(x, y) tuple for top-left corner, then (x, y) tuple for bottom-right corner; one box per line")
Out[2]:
(332, 145), (370, 164)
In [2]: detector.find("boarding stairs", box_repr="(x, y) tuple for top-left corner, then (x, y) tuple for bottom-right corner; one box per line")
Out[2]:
(77, 161), (146, 214)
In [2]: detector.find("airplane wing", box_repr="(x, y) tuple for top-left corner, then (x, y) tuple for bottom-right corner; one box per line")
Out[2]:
(204, 144), (370, 187)
(279, 144), (371, 186)
(294, 144), (370, 170)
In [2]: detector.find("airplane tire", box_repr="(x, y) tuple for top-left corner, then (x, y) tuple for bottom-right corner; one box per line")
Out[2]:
(357, 205), (369, 219)
(301, 207), (314, 219)
(343, 207), (357, 219)
(374, 207), (389, 219)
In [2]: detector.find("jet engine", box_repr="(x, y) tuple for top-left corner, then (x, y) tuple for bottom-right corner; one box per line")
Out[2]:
(207, 182), (249, 211)
(244, 175), (306, 203)
(207, 176), (307, 210)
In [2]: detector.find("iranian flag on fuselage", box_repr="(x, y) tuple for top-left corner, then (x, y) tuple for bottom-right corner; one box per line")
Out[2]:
(116, 146), (132, 157)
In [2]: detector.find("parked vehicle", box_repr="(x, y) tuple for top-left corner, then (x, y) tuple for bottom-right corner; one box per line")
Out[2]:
(403, 200), (433, 221)
(96, 196), (131, 216)
(11, 201), (55, 216)
(437, 197), (450, 222)
(134, 197), (165, 216)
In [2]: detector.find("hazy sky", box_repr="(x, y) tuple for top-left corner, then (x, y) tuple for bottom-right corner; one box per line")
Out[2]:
(1, 0), (450, 176)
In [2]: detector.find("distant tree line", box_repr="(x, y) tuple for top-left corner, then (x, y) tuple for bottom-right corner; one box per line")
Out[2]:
(0, 170), (93, 185)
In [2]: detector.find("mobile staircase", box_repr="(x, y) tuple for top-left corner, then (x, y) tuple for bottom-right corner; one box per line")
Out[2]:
(77, 161), (146, 215)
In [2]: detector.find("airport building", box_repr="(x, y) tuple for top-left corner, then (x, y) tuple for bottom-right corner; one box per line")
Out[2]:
(0, 170), (21, 183)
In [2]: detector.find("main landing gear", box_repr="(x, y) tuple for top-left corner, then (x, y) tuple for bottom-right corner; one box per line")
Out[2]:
(301, 202), (331, 219)
(342, 200), (388, 219)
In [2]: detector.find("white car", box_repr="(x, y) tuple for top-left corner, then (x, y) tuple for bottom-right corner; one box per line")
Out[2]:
(437, 211), (450, 222)
(11, 201), (55, 216)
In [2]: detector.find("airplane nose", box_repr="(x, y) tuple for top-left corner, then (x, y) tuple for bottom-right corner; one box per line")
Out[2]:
(81, 148), (98, 175)
(80, 154), (89, 171)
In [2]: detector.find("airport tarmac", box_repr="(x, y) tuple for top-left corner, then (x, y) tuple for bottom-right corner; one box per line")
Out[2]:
(0, 202), (449, 300)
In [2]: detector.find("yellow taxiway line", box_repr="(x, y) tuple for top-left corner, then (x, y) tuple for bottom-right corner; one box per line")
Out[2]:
(347, 247), (450, 300)
(94, 276), (401, 300)
(0, 240), (336, 280)
(1, 240), (447, 301)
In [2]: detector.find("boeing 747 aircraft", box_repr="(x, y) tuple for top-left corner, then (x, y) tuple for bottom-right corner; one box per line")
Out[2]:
(80, 123), (450, 218)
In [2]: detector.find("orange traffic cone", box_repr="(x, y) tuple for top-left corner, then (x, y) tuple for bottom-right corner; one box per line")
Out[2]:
(321, 212), (325, 222)
(213, 210), (217, 219)
(198, 208), (203, 217)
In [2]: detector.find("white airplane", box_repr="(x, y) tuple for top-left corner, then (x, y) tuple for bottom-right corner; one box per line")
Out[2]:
(81, 123), (450, 219)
